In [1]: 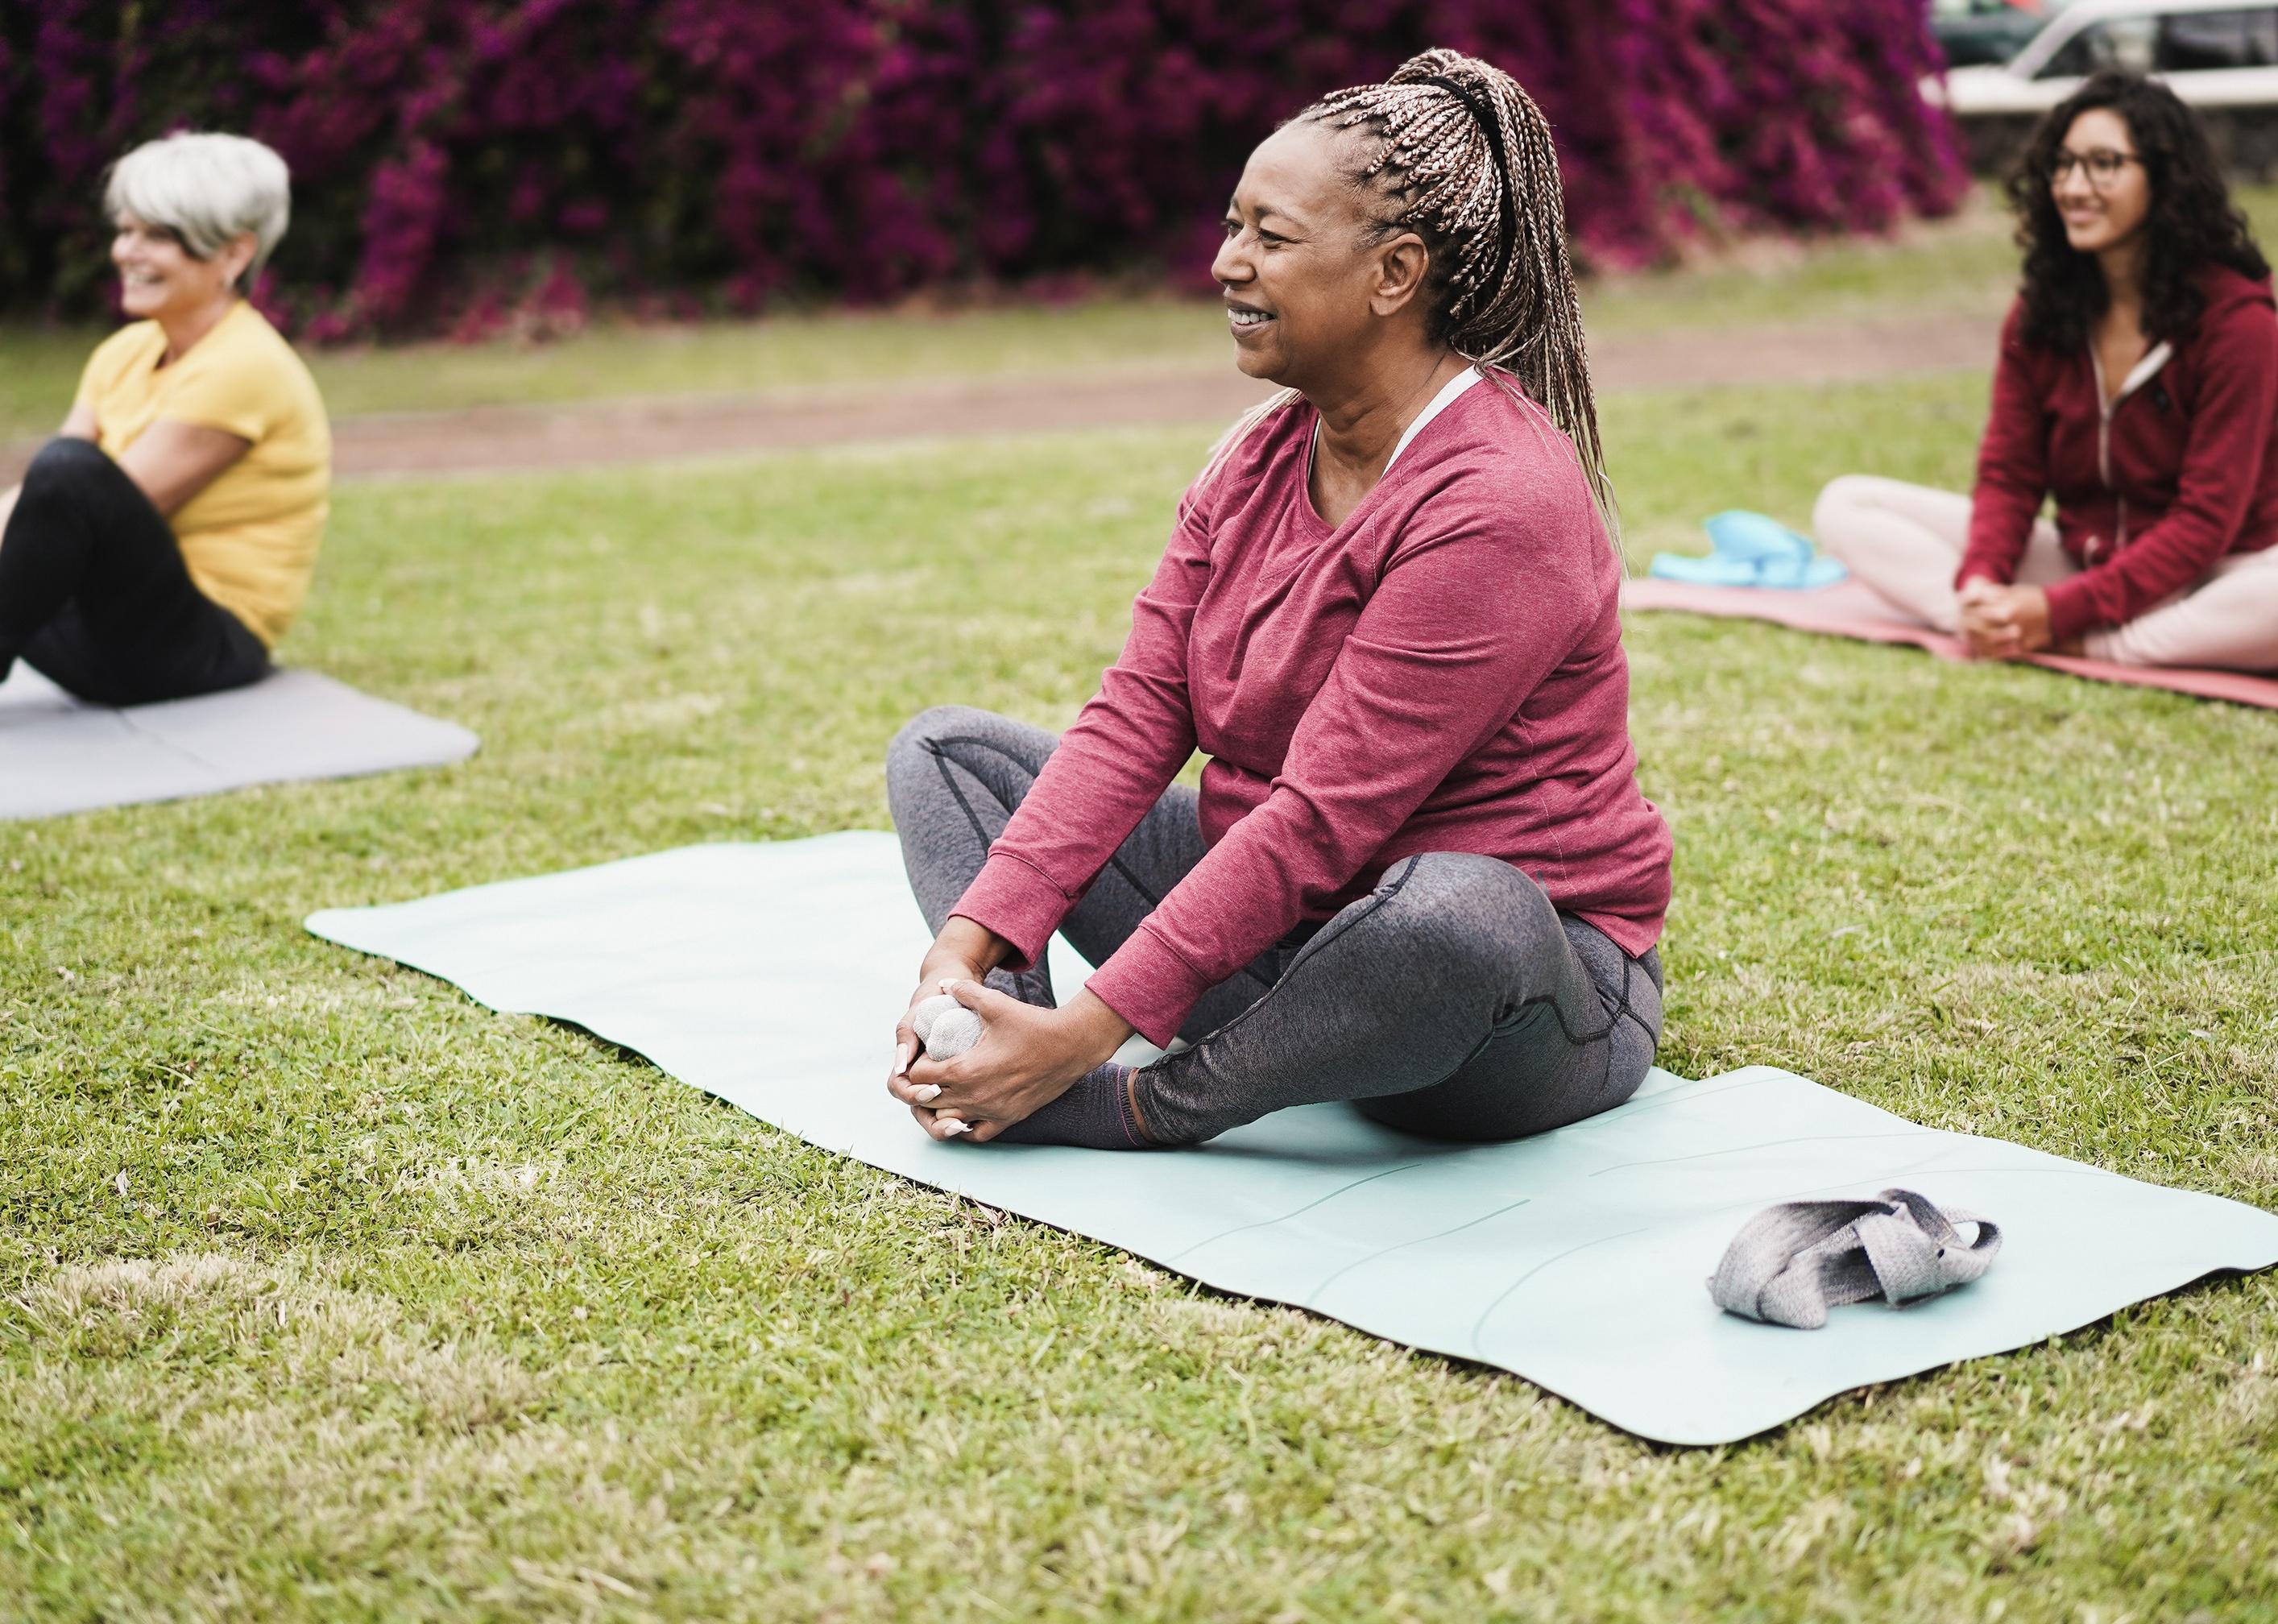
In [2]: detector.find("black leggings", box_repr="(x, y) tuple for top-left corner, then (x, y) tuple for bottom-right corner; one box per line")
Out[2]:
(0, 437), (268, 706)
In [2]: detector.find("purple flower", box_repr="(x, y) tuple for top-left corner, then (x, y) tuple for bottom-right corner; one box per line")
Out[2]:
(6, 0), (1965, 338)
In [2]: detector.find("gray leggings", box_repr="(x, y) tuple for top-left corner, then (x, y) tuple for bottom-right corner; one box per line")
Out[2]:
(885, 706), (1663, 1147)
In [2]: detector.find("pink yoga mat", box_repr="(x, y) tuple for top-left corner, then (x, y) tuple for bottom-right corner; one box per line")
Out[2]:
(1622, 577), (2278, 710)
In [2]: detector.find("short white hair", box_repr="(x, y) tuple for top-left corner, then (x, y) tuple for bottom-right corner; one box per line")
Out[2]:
(106, 132), (291, 287)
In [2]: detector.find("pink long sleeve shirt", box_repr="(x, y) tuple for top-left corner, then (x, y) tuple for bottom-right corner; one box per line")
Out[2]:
(951, 379), (1674, 1047)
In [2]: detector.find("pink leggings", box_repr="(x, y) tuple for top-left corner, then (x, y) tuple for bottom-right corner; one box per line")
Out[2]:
(1812, 474), (2278, 672)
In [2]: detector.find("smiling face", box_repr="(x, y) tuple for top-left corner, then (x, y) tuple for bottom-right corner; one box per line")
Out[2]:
(2049, 107), (2152, 259)
(1211, 119), (1427, 392)
(111, 209), (252, 324)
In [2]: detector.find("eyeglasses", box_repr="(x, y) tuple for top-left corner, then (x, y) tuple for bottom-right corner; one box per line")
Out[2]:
(2048, 148), (2142, 188)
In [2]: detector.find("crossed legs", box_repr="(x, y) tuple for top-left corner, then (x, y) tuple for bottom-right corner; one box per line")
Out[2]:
(885, 706), (1663, 1149)
(1812, 474), (2278, 672)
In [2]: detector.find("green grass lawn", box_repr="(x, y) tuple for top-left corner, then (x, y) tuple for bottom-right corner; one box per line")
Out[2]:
(0, 297), (1237, 444)
(6, 371), (2277, 1620)
(10, 187), (2275, 444)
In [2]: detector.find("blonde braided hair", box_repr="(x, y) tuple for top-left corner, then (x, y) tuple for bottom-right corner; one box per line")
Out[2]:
(1205, 48), (1617, 541)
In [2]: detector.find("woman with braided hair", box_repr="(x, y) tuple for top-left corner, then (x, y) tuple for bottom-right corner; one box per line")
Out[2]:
(882, 49), (1671, 1149)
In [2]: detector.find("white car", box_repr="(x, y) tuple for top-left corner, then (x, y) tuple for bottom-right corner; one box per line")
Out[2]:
(1930, 0), (2278, 116)
(1926, 0), (2278, 172)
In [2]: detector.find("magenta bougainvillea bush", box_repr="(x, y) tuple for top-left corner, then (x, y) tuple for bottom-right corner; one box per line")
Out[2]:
(0, 0), (1963, 339)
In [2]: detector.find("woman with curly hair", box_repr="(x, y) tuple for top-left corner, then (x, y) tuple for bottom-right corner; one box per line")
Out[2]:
(1815, 72), (2278, 670)
(879, 49), (1671, 1149)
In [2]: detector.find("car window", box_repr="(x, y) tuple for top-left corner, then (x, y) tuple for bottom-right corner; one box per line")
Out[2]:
(2158, 6), (2278, 68)
(2040, 16), (2159, 77)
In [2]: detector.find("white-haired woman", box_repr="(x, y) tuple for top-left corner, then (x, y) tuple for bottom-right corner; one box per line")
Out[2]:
(0, 131), (329, 704)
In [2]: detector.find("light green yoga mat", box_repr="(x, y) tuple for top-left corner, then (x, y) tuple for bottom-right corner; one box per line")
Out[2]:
(305, 831), (2278, 1445)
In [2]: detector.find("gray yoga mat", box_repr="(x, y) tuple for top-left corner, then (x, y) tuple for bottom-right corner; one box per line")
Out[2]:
(1, 664), (478, 819)
(305, 831), (2278, 1445)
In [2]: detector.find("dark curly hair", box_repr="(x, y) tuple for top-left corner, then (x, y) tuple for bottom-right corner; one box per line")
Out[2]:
(2008, 71), (2268, 352)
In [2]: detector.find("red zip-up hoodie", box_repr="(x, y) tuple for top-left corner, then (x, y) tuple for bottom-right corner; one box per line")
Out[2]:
(1959, 263), (2278, 642)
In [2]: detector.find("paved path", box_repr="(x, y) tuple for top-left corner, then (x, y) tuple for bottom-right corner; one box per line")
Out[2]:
(0, 310), (1994, 485)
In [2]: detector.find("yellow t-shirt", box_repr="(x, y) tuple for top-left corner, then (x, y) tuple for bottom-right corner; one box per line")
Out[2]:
(74, 301), (331, 647)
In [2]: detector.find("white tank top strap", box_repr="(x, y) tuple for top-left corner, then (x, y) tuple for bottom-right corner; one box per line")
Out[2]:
(1384, 365), (1483, 475)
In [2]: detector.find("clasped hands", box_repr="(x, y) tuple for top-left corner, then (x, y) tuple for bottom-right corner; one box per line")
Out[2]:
(1955, 577), (2054, 660)
(884, 923), (1133, 1143)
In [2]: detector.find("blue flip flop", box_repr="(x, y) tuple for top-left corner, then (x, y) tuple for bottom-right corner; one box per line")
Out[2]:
(1701, 509), (1812, 565)
(1706, 511), (1847, 588)
(1648, 510), (1847, 590)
